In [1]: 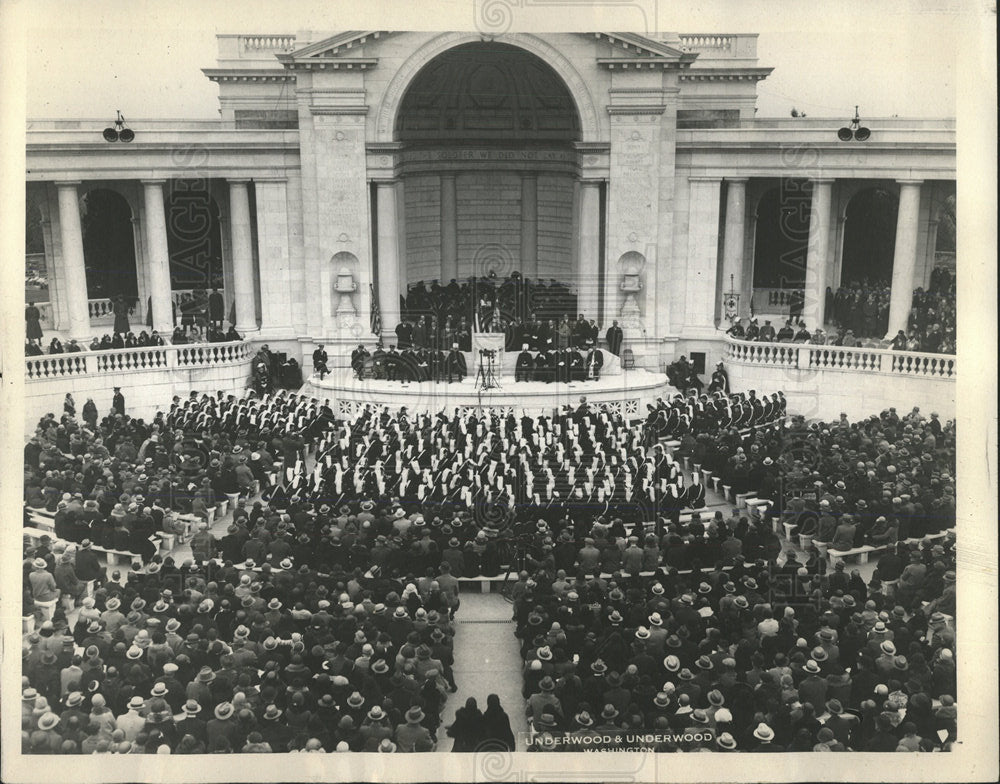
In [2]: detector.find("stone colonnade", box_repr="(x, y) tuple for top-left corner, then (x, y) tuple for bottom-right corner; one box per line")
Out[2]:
(714, 176), (926, 336)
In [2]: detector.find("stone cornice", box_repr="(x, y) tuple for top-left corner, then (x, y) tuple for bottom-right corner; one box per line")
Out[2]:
(202, 69), (295, 83)
(607, 105), (667, 116)
(309, 106), (369, 116)
(277, 56), (378, 72)
(597, 58), (692, 70)
(679, 68), (773, 82)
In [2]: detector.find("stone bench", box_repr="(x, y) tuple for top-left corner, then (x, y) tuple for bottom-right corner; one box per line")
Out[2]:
(827, 544), (882, 567)
(27, 514), (56, 534)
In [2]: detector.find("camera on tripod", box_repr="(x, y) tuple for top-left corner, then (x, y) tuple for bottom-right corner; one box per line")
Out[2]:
(475, 348), (501, 391)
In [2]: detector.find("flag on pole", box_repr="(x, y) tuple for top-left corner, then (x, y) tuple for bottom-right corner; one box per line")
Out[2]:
(370, 284), (382, 336)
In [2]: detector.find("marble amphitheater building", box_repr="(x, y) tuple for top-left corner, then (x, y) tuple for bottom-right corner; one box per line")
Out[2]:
(23, 31), (956, 423)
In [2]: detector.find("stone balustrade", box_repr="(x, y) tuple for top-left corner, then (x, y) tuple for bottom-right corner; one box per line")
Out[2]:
(724, 335), (955, 379)
(240, 34), (296, 52)
(678, 34), (734, 50)
(25, 340), (252, 381)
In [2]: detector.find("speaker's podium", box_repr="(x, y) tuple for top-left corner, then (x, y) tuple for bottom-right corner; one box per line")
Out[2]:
(472, 332), (505, 369)
(472, 332), (505, 390)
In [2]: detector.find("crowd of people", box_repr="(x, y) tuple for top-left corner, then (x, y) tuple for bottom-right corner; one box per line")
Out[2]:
(341, 316), (626, 387)
(725, 269), (956, 356)
(508, 408), (957, 752)
(827, 273), (956, 354)
(20, 369), (958, 754)
(23, 389), (537, 753)
(401, 272), (578, 333)
(512, 527), (956, 751)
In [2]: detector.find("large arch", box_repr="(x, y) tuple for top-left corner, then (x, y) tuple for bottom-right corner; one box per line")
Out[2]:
(840, 187), (898, 286)
(391, 39), (584, 288)
(80, 188), (138, 301)
(374, 32), (602, 143)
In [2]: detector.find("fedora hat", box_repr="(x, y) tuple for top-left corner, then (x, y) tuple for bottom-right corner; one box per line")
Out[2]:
(678, 668), (695, 681)
(804, 660), (821, 674)
(707, 690), (725, 706)
(691, 709), (709, 724)
(753, 723), (774, 742)
(214, 702), (234, 720)
(825, 699), (843, 715)
(347, 691), (365, 708)
(695, 655), (713, 671)
(716, 732), (737, 750)
(182, 700), (202, 715)
(590, 659), (607, 674)
(405, 706), (425, 724)
(574, 711), (594, 728)
(196, 667), (216, 683)
(149, 683), (169, 698)
(37, 712), (60, 731)
(65, 691), (83, 708)
(262, 704), (283, 721)
(127, 696), (145, 711)
(653, 692), (671, 709)
(648, 612), (663, 627)
(536, 712), (558, 728)
(105, 597), (121, 610)
(663, 655), (681, 673)
(539, 676), (555, 691)
(811, 646), (829, 662)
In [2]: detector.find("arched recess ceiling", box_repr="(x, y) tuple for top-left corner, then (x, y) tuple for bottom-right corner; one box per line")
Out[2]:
(395, 42), (581, 145)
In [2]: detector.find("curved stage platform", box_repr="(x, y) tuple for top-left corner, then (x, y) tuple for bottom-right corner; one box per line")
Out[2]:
(298, 368), (670, 421)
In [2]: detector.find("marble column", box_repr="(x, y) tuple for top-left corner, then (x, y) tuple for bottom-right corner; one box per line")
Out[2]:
(254, 178), (294, 337)
(684, 177), (723, 336)
(55, 181), (92, 342)
(228, 179), (258, 335)
(886, 179), (924, 337)
(141, 180), (175, 335)
(721, 178), (748, 321)
(520, 174), (538, 279)
(376, 181), (401, 335)
(576, 181), (602, 323)
(440, 175), (457, 284)
(803, 178), (834, 330)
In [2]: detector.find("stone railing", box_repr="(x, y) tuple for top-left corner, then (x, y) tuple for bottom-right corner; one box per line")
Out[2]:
(678, 34), (733, 51)
(241, 34), (296, 52)
(676, 33), (757, 58)
(25, 340), (252, 381)
(724, 335), (955, 379)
